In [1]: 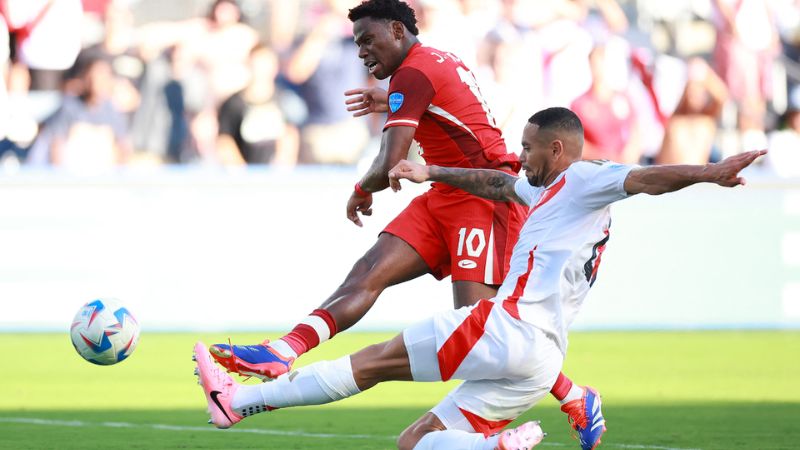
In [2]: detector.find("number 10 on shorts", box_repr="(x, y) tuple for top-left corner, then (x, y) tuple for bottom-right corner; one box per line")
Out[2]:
(456, 227), (486, 258)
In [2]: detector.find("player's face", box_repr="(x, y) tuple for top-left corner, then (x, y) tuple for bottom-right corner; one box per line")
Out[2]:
(353, 17), (404, 80)
(519, 123), (551, 187)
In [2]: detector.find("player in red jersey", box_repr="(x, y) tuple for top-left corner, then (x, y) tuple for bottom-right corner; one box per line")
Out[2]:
(209, 1), (599, 446)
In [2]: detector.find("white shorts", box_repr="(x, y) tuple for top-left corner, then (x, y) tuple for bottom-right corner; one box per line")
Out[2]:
(403, 299), (563, 435)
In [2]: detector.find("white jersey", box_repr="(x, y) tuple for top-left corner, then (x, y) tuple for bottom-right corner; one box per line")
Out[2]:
(494, 160), (635, 354)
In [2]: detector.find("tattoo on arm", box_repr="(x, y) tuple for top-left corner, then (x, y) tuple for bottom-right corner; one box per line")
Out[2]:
(429, 166), (521, 202)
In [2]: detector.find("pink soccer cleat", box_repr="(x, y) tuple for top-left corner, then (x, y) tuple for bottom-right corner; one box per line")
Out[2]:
(496, 420), (546, 450)
(193, 341), (243, 429)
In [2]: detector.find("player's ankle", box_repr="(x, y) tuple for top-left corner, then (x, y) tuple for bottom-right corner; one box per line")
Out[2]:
(560, 384), (584, 405)
(280, 309), (339, 358)
(269, 339), (298, 359)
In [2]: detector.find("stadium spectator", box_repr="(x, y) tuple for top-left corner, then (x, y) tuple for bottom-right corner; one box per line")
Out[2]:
(195, 0), (259, 103)
(26, 49), (131, 171)
(518, 0), (593, 107)
(0, 13), (19, 165)
(216, 44), (301, 166)
(265, 0), (301, 54)
(476, 23), (545, 152)
(208, 2), (603, 447)
(128, 44), (190, 164)
(84, 1), (144, 121)
(711, 0), (780, 152)
(414, 0), (487, 69)
(284, 0), (370, 165)
(0, 18), (39, 163)
(195, 106), (765, 449)
(571, 43), (641, 164)
(1, 0), (83, 91)
(132, 0), (258, 165)
(776, 0), (800, 90)
(657, 57), (729, 165)
(766, 84), (800, 177)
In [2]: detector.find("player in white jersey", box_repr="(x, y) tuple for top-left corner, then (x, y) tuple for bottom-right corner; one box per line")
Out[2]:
(194, 107), (766, 450)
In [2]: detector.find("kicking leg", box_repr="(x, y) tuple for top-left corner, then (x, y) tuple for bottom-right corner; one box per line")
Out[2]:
(195, 333), (413, 428)
(210, 233), (430, 379)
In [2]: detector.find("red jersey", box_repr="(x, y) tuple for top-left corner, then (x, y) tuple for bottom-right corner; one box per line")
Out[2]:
(385, 43), (520, 192)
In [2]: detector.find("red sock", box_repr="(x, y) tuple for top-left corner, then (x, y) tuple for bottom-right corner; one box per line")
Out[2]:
(278, 309), (338, 357)
(550, 372), (573, 401)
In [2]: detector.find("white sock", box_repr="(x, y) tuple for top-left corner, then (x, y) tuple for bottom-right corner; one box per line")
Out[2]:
(413, 430), (500, 450)
(231, 356), (360, 414)
(269, 339), (298, 359)
(560, 384), (584, 404)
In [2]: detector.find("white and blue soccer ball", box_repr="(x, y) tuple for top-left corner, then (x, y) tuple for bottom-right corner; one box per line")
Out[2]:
(70, 298), (140, 365)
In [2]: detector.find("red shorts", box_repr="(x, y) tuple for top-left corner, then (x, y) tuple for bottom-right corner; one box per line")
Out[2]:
(383, 188), (526, 283)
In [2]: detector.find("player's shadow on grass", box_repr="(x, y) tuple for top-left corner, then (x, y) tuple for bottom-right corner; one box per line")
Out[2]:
(1, 403), (798, 450)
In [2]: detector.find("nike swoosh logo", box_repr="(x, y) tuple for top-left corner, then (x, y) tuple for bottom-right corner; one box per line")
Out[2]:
(210, 390), (233, 423)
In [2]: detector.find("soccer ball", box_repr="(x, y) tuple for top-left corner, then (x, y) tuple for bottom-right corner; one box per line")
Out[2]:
(70, 298), (140, 365)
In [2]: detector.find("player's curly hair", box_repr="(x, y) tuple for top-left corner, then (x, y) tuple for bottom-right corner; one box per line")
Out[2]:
(347, 0), (419, 36)
(529, 107), (584, 134)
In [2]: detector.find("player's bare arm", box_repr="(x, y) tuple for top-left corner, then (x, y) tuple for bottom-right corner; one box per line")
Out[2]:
(389, 159), (524, 204)
(347, 126), (417, 227)
(344, 87), (388, 117)
(623, 150), (767, 195)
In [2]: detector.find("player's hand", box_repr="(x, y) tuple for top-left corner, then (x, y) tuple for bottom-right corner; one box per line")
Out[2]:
(346, 191), (373, 227)
(388, 159), (430, 192)
(344, 87), (388, 117)
(707, 149), (767, 187)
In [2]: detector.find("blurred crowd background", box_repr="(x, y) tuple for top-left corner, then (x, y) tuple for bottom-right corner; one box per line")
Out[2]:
(0, 0), (799, 177)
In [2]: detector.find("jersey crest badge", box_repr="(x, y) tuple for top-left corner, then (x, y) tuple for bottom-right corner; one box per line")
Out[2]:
(388, 92), (404, 113)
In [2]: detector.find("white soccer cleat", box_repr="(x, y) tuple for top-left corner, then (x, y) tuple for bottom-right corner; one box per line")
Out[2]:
(496, 420), (545, 450)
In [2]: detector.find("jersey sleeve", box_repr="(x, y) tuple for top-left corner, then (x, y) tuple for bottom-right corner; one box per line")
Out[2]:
(384, 67), (435, 130)
(572, 161), (636, 210)
(514, 177), (543, 207)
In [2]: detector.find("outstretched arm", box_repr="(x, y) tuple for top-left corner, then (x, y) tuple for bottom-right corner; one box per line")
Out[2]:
(624, 150), (766, 195)
(388, 159), (525, 204)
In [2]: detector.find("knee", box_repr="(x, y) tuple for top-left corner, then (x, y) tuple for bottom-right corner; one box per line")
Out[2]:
(351, 342), (394, 388)
(351, 335), (409, 390)
(397, 416), (444, 450)
(397, 423), (424, 450)
(352, 343), (379, 378)
(396, 428), (417, 450)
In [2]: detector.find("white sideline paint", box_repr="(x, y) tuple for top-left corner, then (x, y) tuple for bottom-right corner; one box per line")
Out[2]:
(0, 417), (703, 450)
(0, 417), (387, 440)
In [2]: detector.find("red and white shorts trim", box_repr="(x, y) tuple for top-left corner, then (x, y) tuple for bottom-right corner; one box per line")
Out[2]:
(402, 299), (563, 434)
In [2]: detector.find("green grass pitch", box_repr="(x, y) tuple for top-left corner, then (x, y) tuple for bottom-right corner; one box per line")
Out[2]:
(1, 331), (798, 449)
